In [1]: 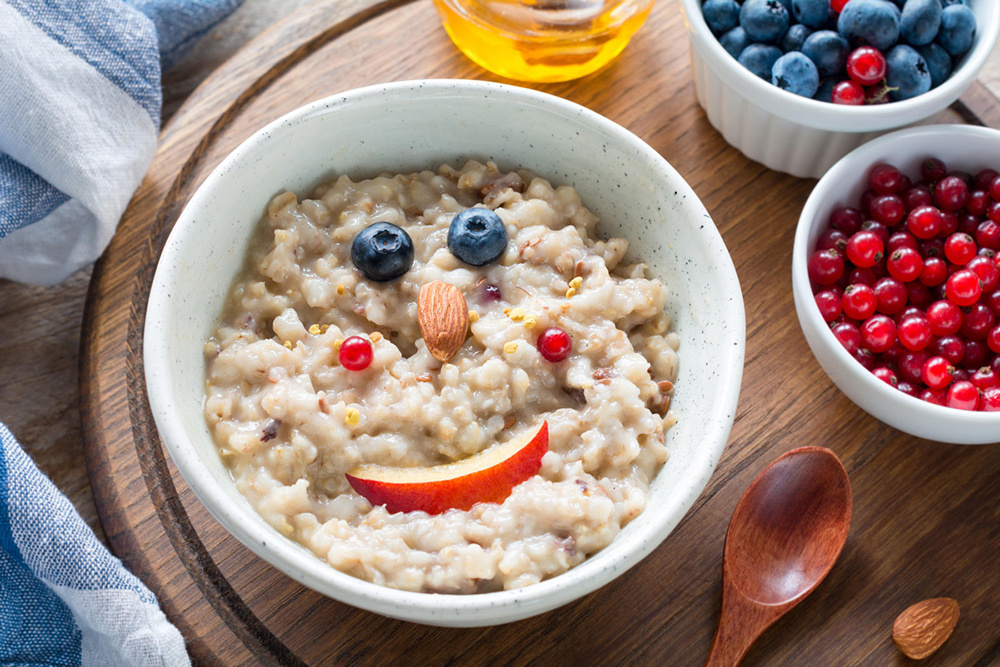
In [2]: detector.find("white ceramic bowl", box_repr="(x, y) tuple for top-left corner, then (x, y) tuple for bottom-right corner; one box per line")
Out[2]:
(145, 80), (745, 626)
(793, 124), (1000, 445)
(679, 0), (1000, 179)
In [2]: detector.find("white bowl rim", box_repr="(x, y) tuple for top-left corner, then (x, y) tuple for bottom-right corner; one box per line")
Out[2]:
(792, 124), (1000, 443)
(679, 0), (1000, 132)
(144, 79), (746, 624)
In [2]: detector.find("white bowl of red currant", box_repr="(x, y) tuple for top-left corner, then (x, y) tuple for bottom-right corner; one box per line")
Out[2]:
(679, 0), (1000, 178)
(793, 124), (1000, 444)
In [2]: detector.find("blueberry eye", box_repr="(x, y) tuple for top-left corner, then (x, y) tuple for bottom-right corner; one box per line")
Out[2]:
(351, 222), (414, 281)
(447, 208), (508, 266)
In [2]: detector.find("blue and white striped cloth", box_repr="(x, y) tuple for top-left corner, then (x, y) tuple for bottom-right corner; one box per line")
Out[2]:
(1, 426), (189, 665)
(2, 1), (241, 664)
(0, 0), (241, 284)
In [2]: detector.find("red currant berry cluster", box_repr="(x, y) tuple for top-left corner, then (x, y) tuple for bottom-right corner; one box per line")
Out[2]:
(809, 159), (1000, 412)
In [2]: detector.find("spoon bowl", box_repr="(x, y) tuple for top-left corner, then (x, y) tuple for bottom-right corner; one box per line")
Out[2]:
(706, 446), (852, 666)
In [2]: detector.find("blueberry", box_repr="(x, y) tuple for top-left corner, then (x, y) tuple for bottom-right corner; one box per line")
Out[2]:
(802, 30), (850, 77)
(782, 23), (813, 52)
(720, 26), (752, 58)
(886, 44), (932, 100)
(772, 51), (820, 97)
(739, 43), (784, 79)
(940, 0), (969, 7)
(791, 0), (830, 28)
(448, 208), (508, 266)
(703, 0), (741, 35)
(838, 0), (901, 51)
(899, 0), (942, 46)
(814, 77), (840, 102)
(351, 222), (414, 282)
(739, 0), (790, 44)
(916, 42), (953, 87)
(935, 4), (976, 58)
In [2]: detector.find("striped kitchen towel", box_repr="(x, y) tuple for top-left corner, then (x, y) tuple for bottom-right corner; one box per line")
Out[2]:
(0, 0), (242, 284)
(0, 424), (189, 665)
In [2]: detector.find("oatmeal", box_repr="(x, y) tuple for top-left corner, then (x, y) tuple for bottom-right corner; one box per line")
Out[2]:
(203, 161), (679, 593)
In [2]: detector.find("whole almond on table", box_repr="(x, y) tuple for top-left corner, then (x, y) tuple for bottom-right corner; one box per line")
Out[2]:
(892, 598), (960, 660)
(418, 281), (469, 362)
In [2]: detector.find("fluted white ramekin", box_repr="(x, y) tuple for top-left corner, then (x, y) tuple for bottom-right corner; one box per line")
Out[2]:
(678, 0), (1000, 179)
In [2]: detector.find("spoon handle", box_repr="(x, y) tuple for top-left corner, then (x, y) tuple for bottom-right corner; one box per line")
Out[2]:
(704, 582), (782, 667)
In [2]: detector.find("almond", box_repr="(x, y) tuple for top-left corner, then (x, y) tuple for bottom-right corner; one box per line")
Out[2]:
(892, 597), (960, 660)
(418, 281), (469, 362)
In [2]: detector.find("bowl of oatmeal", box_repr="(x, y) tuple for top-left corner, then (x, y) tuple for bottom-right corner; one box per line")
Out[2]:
(145, 80), (744, 626)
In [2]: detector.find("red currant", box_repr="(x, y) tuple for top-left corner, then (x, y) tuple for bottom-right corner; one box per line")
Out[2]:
(868, 162), (902, 194)
(339, 335), (374, 371)
(946, 380), (980, 410)
(920, 388), (948, 406)
(965, 340), (987, 369)
(815, 290), (842, 322)
(898, 314), (933, 351)
(905, 186), (933, 210)
(830, 207), (863, 234)
(990, 325), (1000, 354)
(848, 267), (881, 287)
(977, 220), (1000, 250)
(986, 289), (1000, 317)
(957, 213), (980, 236)
(921, 356), (955, 390)
(873, 277), (907, 315)
(846, 47), (887, 86)
(966, 190), (990, 217)
(926, 300), (963, 336)
(832, 321), (861, 354)
(971, 366), (999, 390)
(906, 281), (933, 309)
(872, 366), (898, 387)
(860, 314), (896, 353)
(817, 228), (849, 253)
(967, 256), (999, 293)
(843, 284), (878, 320)
(887, 247), (924, 282)
(870, 195), (905, 226)
(897, 380), (921, 398)
(935, 335), (965, 365)
(919, 257), (948, 287)
(991, 175), (1000, 201)
(808, 249), (845, 285)
(921, 158), (948, 183)
(887, 231), (918, 253)
(907, 205), (943, 239)
(982, 386), (1000, 411)
(832, 80), (866, 105)
(943, 233), (977, 266)
(899, 351), (930, 383)
(934, 175), (969, 212)
(961, 303), (996, 340)
(975, 169), (999, 191)
(938, 212), (959, 238)
(945, 269), (983, 307)
(537, 327), (572, 362)
(846, 231), (885, 268)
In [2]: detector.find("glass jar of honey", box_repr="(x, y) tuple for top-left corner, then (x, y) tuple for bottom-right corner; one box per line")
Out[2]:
(433, 0), (655, 83)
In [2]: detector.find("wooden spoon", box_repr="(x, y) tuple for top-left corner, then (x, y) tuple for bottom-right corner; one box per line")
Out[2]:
(705, 446), (852, 667)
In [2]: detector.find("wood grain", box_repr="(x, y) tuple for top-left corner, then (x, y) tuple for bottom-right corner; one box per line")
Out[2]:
(66, 0), (1000, 665)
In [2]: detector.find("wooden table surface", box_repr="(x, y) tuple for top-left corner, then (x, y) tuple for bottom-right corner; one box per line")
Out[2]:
(2, 0), (1000, 664)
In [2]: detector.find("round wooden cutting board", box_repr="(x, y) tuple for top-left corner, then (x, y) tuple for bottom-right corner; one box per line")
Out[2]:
(80, 0), (1000, 664)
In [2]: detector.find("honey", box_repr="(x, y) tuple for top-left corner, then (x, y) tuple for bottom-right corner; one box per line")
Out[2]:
(433, 0), (654, 82)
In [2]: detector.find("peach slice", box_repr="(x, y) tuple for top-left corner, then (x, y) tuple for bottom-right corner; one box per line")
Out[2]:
(346, 421), (548, 515)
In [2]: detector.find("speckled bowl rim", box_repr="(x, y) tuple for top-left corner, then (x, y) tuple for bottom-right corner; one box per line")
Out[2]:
(678, 0), (1000, 131)
(792, 124), (1000, 444)
(145, 79), (745, 625)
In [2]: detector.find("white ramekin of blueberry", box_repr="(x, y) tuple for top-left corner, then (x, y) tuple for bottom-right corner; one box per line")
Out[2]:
(679, 0), (999, 178)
